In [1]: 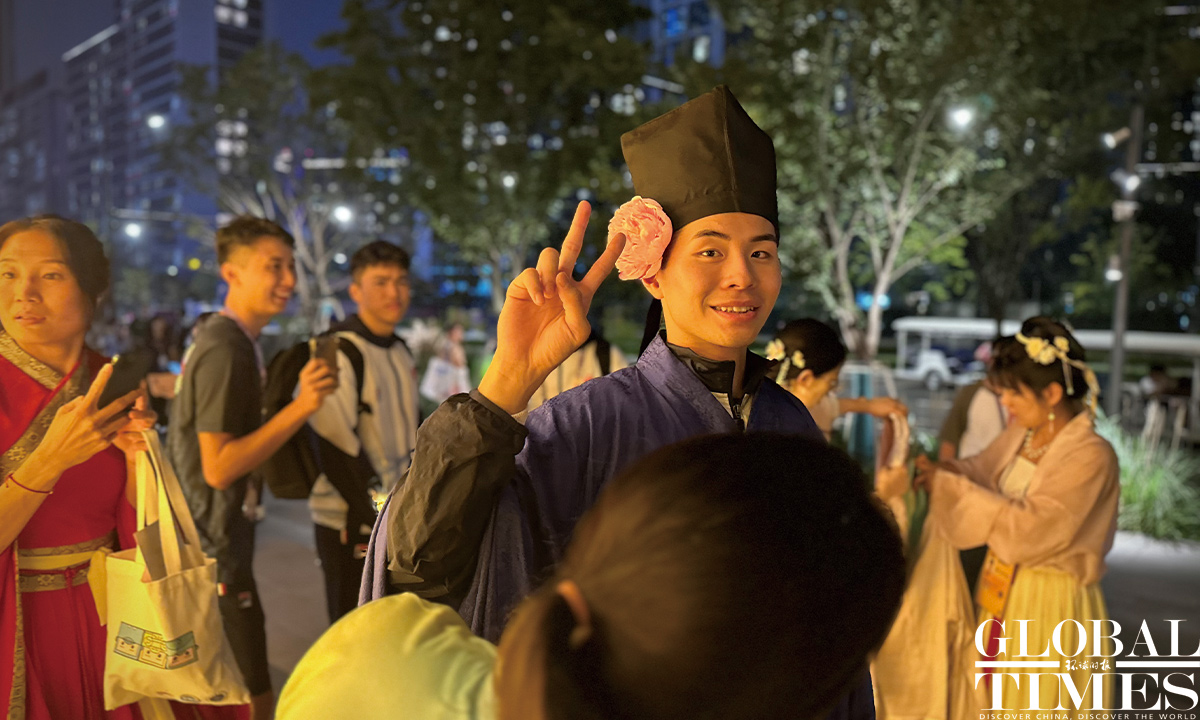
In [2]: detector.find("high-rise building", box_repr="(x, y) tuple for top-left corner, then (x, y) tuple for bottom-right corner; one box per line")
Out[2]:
(62, 24), (128, 238)
(0, 0), (16, 94)
(48, 0), (266, 308)
(0, 66), (67, 222)
(636, 0), (725, 70)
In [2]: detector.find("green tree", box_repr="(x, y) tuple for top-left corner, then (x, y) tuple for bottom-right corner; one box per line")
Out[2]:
(163, 42), (396, 329)
(682, 0), (1190, 359)
(964, 180), (1061, 335)
(314, 0), (649, 312)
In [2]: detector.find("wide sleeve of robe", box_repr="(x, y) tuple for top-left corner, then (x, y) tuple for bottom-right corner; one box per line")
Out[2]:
(930, 415), (1119, 585)
(380, 346), (737, 640)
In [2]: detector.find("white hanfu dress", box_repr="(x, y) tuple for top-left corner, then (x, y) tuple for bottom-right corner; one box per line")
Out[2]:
(929, 413), (1119, 717)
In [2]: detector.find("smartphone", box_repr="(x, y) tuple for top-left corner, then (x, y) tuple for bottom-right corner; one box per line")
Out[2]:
(309, 336), (340, 367)
(309, 336), (341, 388)
(97, 348), (156, 409)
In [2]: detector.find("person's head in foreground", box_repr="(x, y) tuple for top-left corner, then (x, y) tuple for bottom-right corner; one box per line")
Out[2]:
(609, 86), (782, 359)
(987, 316), (1097, 430)
(767, 318), (848, 408)
(494, 433), (905, 720)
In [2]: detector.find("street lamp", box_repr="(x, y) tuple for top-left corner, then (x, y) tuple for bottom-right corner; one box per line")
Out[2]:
(333, 205), (353, 224)
(124, 222), (143, 239)
(1103, 127), (1131, 150)
(1105, 255), (1123, 283)
(146, 114), (166, 130)
(1102, 105), (1145, 417)
(949, 106), (975, 130)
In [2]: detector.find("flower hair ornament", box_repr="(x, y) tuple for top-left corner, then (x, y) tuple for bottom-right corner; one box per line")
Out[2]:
(766, 339), (806, 385)
(609, 196), (673, 281)
(1015, 332), (1101, 416)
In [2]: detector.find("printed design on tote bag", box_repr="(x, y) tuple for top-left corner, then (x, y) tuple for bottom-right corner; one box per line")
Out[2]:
(113, 622), (198, 670)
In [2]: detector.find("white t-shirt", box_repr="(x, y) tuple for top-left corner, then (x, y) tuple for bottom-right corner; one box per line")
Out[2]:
(959, 386), (1007, 459)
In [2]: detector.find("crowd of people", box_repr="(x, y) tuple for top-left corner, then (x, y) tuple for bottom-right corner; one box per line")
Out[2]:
(1, 84), (1122, 720)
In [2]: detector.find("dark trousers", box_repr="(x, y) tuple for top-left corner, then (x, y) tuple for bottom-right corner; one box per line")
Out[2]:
(314, 523), (368, 624)
(216, 581), (270, 696)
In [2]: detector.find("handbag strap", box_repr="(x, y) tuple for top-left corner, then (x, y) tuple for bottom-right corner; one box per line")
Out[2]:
(138, 430), (206, 573)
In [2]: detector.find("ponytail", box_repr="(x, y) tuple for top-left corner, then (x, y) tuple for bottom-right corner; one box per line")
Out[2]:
(495, 589), (610, 720)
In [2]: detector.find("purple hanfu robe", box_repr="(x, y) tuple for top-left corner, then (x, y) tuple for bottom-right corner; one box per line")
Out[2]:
(362, 335), (875, 719)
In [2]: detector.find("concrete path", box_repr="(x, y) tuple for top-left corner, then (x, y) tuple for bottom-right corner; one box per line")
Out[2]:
(253, 499), (1200, 688)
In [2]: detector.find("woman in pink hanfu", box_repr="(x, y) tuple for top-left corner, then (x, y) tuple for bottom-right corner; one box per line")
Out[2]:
(918, 317), (1119, 718)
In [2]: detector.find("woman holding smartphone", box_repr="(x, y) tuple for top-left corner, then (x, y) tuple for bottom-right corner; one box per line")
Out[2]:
(0, 215), (241, 719)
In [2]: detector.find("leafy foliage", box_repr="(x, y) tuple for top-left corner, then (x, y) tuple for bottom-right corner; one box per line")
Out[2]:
(164, 43), (391, 328)
(677, 0), (1191, 358)
(1095, 413), (1200, 542)
(315, 0), (650, 310)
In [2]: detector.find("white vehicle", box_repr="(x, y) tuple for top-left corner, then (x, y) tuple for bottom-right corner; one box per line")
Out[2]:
(893, 348), (982, 391)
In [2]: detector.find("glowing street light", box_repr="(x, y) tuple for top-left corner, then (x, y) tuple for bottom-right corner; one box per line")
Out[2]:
(1105, 255), (1123, 283)
(1123, 174), (1142, 193)
(333, 205), (353, 224)
(949, 106), (975, 130)
(1102, 127), (1131, 150)
(124, 223), (143, 239)
(147, 114), (166, 130)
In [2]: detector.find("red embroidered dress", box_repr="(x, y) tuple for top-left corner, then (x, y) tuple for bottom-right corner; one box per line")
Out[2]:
(0, 330), (245, 720)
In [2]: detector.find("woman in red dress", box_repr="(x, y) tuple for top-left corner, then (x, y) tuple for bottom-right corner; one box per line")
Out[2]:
(0, 216), (245, 719)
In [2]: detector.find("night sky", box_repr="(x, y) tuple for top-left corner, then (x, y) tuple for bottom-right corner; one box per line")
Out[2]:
(4, 0), (345, 87)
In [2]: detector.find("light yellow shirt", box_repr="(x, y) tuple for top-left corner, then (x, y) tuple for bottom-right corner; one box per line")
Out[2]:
(278, 594), (497, 719)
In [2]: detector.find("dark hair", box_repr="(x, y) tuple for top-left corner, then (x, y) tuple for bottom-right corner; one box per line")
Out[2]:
(0, 215), (110, 307)
(772, 318), (848, 380)
(496, 434), (906, 720)
(989, 316), (1088, 406)
(350, 240), (411, 281)
(215, 215), (294, 264)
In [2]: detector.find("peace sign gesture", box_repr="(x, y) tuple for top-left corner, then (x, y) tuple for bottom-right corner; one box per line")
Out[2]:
(478, 201), (626, 414)
(31, 363), (145, 480)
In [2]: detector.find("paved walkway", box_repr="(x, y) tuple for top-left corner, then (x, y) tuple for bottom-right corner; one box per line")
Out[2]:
(1102, 531), (1200, 659)
(254, 496), (1200, 697)
(254, 495), (326, 694)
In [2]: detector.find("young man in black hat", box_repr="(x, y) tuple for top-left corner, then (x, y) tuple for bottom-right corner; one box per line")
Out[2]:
(363, 87), (879, 719)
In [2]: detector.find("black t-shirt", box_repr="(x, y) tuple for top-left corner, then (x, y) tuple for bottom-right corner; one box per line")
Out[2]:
(167, 314), (262, 588)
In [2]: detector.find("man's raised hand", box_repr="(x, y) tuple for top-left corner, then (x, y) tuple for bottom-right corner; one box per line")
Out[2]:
(480, 201), (626, 414)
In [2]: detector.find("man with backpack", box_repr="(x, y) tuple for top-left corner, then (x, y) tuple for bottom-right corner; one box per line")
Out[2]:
(168, 216), (337, 720)
(300, 240), (420, 623)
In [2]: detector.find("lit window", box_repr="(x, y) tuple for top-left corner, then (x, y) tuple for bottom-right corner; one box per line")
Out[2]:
(663, 8), (684, 38)
(215, 6), (233, 23)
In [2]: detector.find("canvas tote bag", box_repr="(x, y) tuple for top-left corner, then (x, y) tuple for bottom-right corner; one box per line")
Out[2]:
(870, 415), (981, 720)
(102, 430), (250, 710)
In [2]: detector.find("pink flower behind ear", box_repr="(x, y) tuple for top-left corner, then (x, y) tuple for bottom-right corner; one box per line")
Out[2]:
(609, 196), (673, 280)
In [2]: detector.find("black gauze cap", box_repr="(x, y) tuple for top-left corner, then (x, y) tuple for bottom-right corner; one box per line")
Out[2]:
(620, 85), (778, 234)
